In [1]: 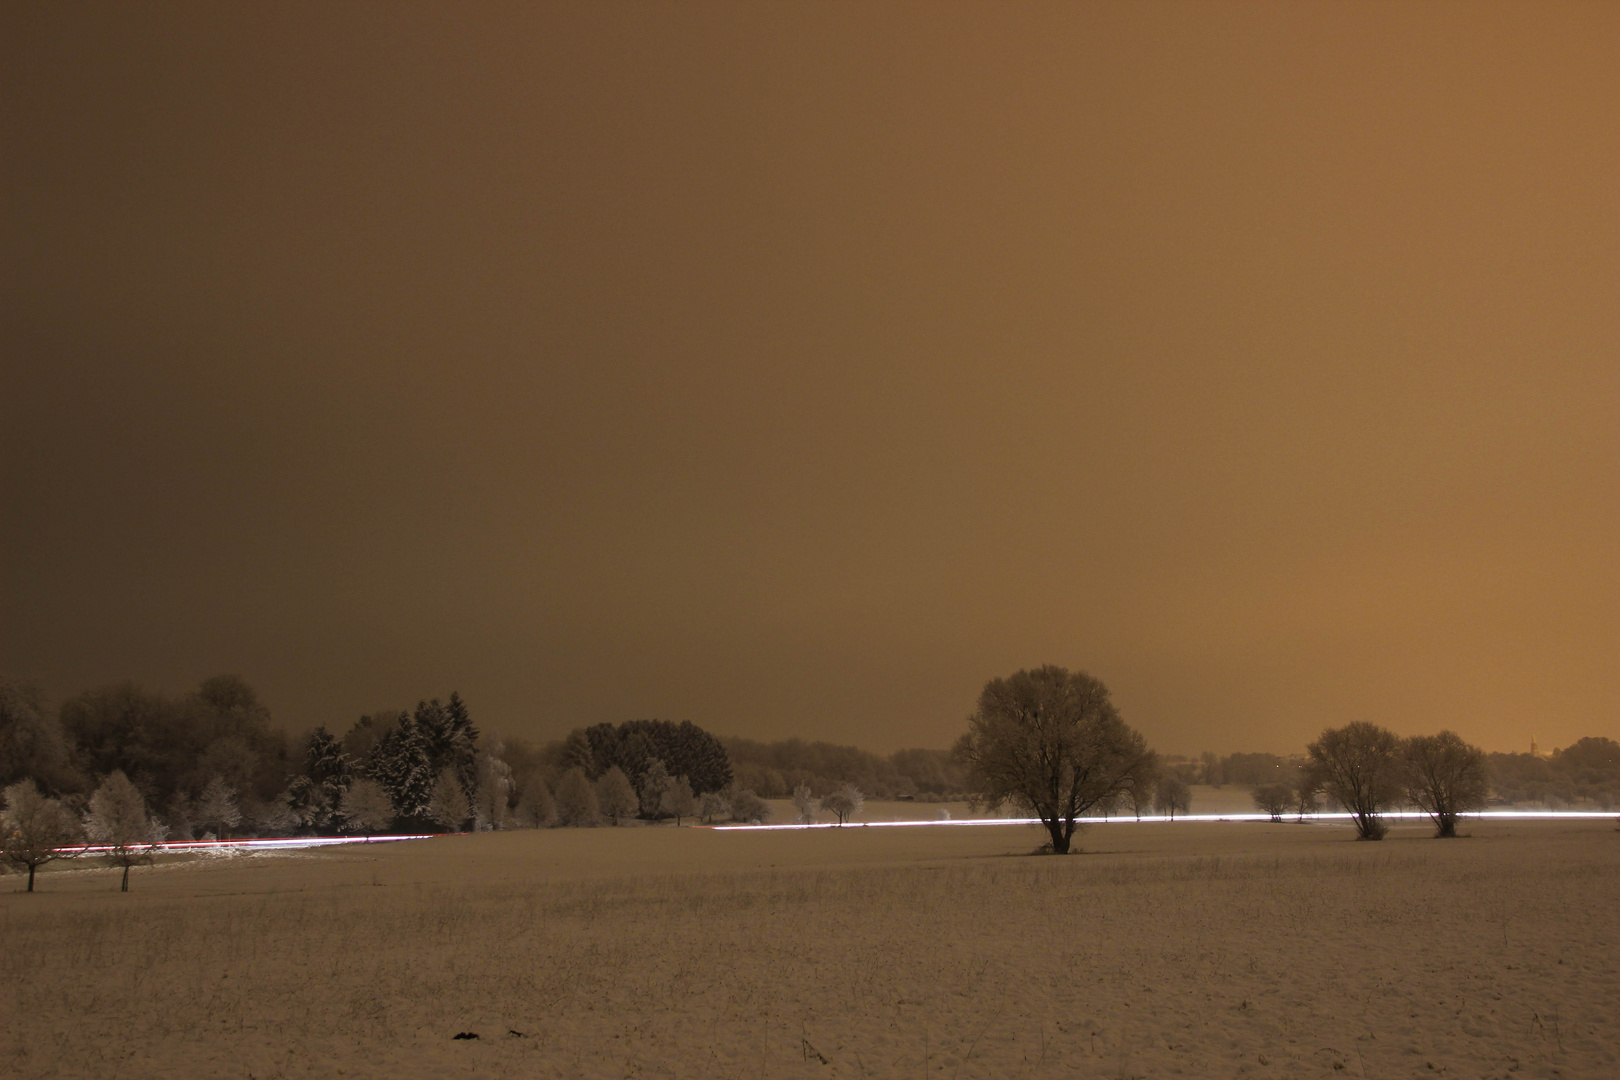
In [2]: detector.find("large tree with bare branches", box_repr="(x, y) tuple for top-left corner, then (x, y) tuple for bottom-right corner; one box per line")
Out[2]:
(1401, 730), (1488, 838)
(1307, 722), (1401, 840)
(955, 665), (1156, 855)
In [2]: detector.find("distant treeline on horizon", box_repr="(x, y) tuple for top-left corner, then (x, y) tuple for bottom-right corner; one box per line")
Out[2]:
(2, 675), (1617, 842)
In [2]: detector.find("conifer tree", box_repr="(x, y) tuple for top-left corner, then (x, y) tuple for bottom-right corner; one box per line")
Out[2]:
(371, 713), (434, 821)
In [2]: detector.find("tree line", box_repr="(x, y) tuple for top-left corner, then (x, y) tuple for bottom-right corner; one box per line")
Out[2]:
(1163, 740), (1619, 813)
(0, 675), (785, 891)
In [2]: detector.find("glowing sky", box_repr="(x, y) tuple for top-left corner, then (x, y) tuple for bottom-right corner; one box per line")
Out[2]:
(4, 3), (1616, 754)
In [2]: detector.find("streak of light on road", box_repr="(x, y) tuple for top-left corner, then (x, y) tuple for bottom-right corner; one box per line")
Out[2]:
(709, 810), (1617, 831)
(68, 834), (435, 855)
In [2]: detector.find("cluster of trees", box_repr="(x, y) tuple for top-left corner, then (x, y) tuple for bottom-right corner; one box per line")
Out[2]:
(1483, 739), (1620, 809)
(724, 737), (966, 800)
(511, 720), (769, 830)
(0, 676), (779, 893)
(1175, 738), (1620, 814)
(1245, 733), (1620, 829)
(789, 781), (866, 825)
(1296, 723), (1491, 839)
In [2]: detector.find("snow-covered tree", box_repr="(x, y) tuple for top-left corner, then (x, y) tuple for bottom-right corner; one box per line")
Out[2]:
(791, 782), (819, 824)
(638, 759), (673, 818)
(553, 768), (598, 827)
(698, 790), (731, 824)
(821, 783), (864, 825)
(661, 776), (696, 825)
(193, 775), (242, 839)
(427, 767), (471, 831)
(513, 777), (556, 828)
(472, 745), (514, 830)
(370, 713), (434, 821)
(338, 778), (393, 837)
(85, 771), (164, 892)
(2, 779), (82, 892)
(596, 766), (637, 826)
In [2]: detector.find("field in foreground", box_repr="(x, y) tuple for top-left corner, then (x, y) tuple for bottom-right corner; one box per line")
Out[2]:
(4, 818), (1616, 1080)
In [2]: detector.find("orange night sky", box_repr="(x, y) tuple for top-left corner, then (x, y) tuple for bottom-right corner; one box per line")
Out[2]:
(3, 2), (1616, 754)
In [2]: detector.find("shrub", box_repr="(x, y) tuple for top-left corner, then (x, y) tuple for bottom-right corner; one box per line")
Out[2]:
(729, 788), (770, 824)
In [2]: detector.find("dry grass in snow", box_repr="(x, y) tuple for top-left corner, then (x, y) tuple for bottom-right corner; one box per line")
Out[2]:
(3, 818), (1616, 1079)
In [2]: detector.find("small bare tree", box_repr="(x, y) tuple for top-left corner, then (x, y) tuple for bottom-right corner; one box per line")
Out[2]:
(1154, 773), (1191, 819)
(85, 771), (164, 892)
(338, 778), (393, 838)
(821, 784), (864, 825)
(791, 782), (819, 824)
(3, 779), (82, 892)
(1291, 769), (1322, 822)
(1251, 782), (1291, 822)
(596, 767), (637, 826)
(1307, 722), (1401, 840)
(1401, 730), (1488, 838)
(661, 776), (696, 825)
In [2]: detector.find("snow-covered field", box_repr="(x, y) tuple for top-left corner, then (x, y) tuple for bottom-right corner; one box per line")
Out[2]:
(4, 813), (1616, 1079)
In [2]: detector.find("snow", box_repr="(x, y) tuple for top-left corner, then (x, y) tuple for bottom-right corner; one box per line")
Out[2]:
(4, 813), (1616, 1079)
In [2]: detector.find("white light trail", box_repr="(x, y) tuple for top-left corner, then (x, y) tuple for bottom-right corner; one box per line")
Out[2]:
(709, 810), (1617, 831)
(66, 834), (435, 855)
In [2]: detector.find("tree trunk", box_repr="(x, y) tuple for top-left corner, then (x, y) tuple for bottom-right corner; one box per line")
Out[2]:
(121, 864), (131, 892)
(1046, 818), (1071, 854)
(28, 864), (36, 892)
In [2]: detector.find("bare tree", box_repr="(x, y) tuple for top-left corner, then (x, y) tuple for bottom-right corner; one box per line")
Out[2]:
(554, 767), (599, 827)
(338, 778), (393, 838)
(1251, 782), (1291, 822)
(1154, 773), (1191, 819)
(791, 782), (819, 824)
(1401, 730), (1488, 838)
(661, 776), (696, 825)
(1307, 722), (1401, 840)
(2, 779), (82, 892)
(821, 783), (864, 825)
(955, 665), (1155, 854)
(596, 767), (637, 826)
(85, 771), (164, 892)
(1291, 769), (1322, 822)
(1124, 765), (1158, 821)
